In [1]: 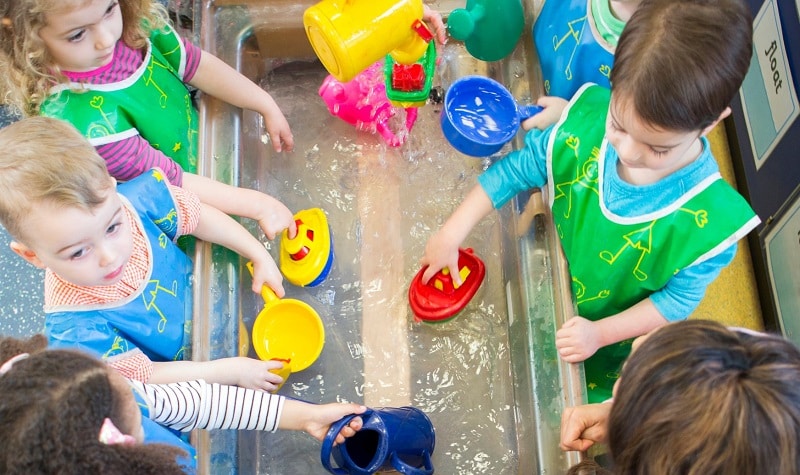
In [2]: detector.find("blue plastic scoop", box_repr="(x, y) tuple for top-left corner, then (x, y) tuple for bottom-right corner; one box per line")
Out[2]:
(441, 75), (542, 157)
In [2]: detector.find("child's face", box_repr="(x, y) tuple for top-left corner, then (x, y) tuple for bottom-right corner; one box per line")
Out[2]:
(37, 0), (123, 72)
(605, 94), (704, 184)
(13, 180), (134, 287)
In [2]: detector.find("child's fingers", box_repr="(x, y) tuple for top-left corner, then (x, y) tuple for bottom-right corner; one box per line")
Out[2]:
(559, 348), (584, 363)
(286, 217), (298, 240)
(251, 276), (285, 298)
(347, 415), (364, 432)
(265, 359), (285, 371)
(421, 264), (440, 285)
(279, 130), (295, 153)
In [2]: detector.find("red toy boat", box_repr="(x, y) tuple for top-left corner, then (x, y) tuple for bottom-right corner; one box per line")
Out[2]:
(408, 248), (486, 322)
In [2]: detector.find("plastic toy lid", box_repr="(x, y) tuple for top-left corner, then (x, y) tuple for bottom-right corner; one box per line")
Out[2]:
(251, 295), (325, 372)
(280, 208), (334, 287)
(408, 248), (486, 322)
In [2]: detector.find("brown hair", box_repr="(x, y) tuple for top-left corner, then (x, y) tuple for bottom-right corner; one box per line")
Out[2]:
(0, 334), (186, 474)
(0, 0), (168, 115)
(0, 116), (112, 243)
(607, 320), (800, 474)
(610, 0), (753, 131)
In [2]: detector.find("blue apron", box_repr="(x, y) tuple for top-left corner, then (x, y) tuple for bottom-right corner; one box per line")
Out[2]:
(45, 169), (193, 363)
(533, 0), (614, 99)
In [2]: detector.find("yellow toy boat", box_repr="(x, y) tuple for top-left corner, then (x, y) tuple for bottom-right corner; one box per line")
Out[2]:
(280, 208), (334, 287)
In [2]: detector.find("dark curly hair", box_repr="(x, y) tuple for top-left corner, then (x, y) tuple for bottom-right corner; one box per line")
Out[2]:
(0, 335), (187, 474)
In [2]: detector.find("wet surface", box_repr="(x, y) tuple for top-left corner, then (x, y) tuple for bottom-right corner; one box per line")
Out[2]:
(193, 2), (580, 473)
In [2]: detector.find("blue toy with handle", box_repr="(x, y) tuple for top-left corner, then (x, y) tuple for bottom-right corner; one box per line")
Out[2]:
(441, 75), (543, 157)
(321, 406), (435, 474)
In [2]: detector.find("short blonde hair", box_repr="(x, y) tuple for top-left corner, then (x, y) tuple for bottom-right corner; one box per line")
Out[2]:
(0, 117), (112, 243)
(0, 0), (168, 115)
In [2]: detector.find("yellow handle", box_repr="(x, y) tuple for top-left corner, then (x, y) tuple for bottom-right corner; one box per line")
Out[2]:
(246, 261), (279, 305)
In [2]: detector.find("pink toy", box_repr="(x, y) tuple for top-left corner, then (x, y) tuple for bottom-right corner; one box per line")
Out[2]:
(318, 61), (418, 147)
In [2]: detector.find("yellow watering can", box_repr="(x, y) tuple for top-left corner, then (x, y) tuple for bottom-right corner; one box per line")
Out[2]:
(304, 0), (430, 82)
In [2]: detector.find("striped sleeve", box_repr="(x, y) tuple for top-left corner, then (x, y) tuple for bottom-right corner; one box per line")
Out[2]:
(181, 36), (201, 82)
(129, 380), (285, 432)
(96, 135), (184, 187)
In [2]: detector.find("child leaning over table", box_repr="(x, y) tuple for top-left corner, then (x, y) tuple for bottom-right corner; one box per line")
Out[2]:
(0, 0), (299, 274)
(525, 0), (643, 129)
(533, 0), (642, 100)
(421, 0), (760, 403)
(0, 334), (367, 474)
(0, 117), (287, 391)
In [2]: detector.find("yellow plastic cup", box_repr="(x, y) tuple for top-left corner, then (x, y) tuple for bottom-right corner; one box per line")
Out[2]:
(247, 263), (325, 372)
(304, 0), (428, 82)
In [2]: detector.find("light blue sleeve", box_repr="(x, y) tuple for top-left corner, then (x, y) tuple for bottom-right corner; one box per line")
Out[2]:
(650, 242), (738, 321)
(477, 127), (551, 208)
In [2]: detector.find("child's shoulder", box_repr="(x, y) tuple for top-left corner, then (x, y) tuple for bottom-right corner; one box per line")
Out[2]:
(117, 168), (178, 218)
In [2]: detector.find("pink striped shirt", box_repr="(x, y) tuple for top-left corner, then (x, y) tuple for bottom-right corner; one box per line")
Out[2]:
(63, 36), (202, 187)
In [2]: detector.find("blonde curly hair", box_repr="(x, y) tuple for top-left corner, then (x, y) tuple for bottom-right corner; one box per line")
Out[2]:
(0, 0), (168, 115)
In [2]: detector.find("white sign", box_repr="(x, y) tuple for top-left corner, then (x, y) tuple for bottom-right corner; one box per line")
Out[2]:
(739, 0), (799, 168)
(765, 193), (800, 345)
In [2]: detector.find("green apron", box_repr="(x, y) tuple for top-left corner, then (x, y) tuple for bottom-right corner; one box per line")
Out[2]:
(547, 85), (758, 402)
(41, 24), (198, 173)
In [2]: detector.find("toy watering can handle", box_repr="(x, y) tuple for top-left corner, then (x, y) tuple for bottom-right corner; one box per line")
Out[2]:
(390, 449), (434, 475)
(320, 411), (373, 475)
(246, 261), (280, 305)
(518, 104), (544, 121)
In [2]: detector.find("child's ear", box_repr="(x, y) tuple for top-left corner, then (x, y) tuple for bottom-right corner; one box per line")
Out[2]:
(9, 242), (46, 269)
(700, 106), (732, 137)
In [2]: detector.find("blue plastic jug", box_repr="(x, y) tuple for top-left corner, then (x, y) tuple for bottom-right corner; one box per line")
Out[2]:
(321, 406), (435, 475)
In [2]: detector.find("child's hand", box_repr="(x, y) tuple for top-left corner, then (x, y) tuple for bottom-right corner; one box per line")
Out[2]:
(230, 357), (286, 392)
(423, 5), (447, 45)
(250, 255), (286, 298)
(260, 104), (295, 153)
(420, 229), (462, 286)
(253, 194), (298, 240)
(556, 316), (602, 362)
(521, 96), (569, 131)
(560, 402), (611, 451)
(303, 403), (367, 443)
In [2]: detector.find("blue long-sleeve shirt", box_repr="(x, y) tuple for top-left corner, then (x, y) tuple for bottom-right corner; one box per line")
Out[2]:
(478, 127), (736, 321)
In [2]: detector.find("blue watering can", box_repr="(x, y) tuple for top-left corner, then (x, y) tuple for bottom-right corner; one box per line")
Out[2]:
(321, 406), (435, 475)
